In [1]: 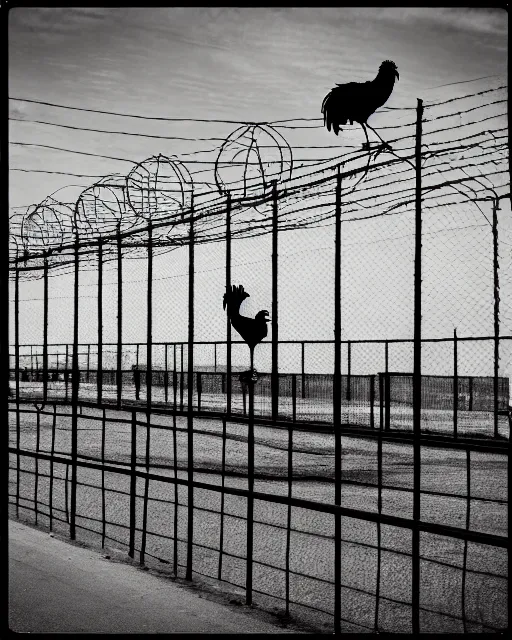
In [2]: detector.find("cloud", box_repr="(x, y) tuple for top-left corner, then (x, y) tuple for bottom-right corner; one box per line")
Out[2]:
(8, 7), (112, 36)
(367, 7), (507, 37)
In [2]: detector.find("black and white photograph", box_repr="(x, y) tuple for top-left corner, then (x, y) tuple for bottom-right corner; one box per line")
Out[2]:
(7, 6), (509, 634)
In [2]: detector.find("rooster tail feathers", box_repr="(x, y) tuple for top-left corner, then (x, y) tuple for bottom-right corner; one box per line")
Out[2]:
(223, 284), (250, 313)
(322, 88), (343, 136)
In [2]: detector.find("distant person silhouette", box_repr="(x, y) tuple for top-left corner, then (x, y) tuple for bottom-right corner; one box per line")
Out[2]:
(21, 367), (29, 382)
(132, 364), (141, 400)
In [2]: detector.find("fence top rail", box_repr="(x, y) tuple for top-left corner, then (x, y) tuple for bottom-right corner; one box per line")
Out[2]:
(9, 396), (510, 453)
(10, 335), (512, 350)
(383, 371), (510, 380)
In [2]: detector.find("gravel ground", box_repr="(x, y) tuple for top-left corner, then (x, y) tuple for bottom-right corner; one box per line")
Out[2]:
(8, 399), (508, 634)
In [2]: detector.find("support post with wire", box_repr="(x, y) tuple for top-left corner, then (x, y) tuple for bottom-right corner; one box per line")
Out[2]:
(412, 97), (424, 635)
(186, 200), (195, 581)
(333, 163), (343, 634)
(492, 198), (500, 438)
(271, 180), (279, 422)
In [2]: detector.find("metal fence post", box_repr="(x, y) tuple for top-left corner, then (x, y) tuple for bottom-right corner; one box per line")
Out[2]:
(97, 239), (103, 403)
(246, 375), (255, 605)
(43, 256), (49, 402)
(129, 410), (137, 558)
(347, 340), (351, 402)
(292, 373), (297, 423)
(492, 199), (500, 438)
(412, 97), (424, 635)
(271, 180), (279, 422)
(164, 343), (169, 403)
(453, 329), (458, 438)
(333, 164), (343, 634)
(140, 221), (153, 565)
(70, 230), (80, 540)
(226, 192), (232, 415)
(370, 374), (375, 429)
(186, 202), (195, 581)
(116, 227), (123, 409)
(301, 341), (306, 399)
(14, 253), (20, 516)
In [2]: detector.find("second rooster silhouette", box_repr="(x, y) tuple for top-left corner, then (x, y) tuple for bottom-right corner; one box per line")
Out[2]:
(223, 285), (269, 371)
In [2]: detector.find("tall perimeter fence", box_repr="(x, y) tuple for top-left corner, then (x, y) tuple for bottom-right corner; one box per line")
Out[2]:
(8, 83), (510, 633)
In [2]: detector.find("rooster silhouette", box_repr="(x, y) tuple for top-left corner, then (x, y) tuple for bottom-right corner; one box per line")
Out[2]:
(321, 60), (399, 149)
(223, 285), (269, 371)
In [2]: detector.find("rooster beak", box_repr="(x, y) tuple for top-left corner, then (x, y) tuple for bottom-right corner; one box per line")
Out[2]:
(263, 310), (270, 321)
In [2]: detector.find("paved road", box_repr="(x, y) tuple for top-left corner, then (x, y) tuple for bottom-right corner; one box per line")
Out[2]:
(9, 519), (301, 634)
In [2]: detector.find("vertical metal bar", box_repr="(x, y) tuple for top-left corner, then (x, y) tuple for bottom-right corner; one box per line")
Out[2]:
(333, 164), (343, 634)
(285, 422), (293, 617)
(492, 199), (500, 438)
(375, 374), (384, 632)
(70, 232), (80, 540)
(49, 403), (56, 530)
(86, 343), (91, 383)
(174, 343), (177, 412)
(64, 462), (69, 524)
(292, 373), (297, 423)
(65, 344), (69, 402)
(412, 97), (424, 635)
(173, 407), (179, 576)
(370, 375), (375, 430)
(301, 342), (306, 400)
(379, 373), (384, 431)
(140, 222), (153, 565)
(14, 256), (20, 517)
(30, 345), (33, 380)
(101, 407), (106, 547)
(218, 416), (227, 581)
(34, 408), (40, 524)
(197, 372), (202, 412)
(180, 345), (184, 411)
(97, 240), (103, 404)
(271, 180), (279, 422)
(461, 448), (471, 632)
(384, 341), (389, 431)
(226, 193), (232, 415)
(186, 204), (195, 581)
(164, 344), (169, 404)
(453, 329), (458, 439)
(246, 377), (255, 605)
(116, 229), (123, 409)
(129, 410), (137, 558)
(468, 376), (473, 412)
(43, 257), (48, 403)
(347, 340), (351, 402)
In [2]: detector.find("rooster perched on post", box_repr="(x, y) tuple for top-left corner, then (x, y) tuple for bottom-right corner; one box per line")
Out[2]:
(321, 60), (399, 149)
(223, 284), (269, 373)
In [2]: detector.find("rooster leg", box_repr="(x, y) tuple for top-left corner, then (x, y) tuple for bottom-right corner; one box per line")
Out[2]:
(249, 346), (255, 373)
(361, 122), (371, 151)
(365, 123), (392, 151)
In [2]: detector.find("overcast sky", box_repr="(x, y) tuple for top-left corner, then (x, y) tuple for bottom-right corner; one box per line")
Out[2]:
(8, 7), (510, 376)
